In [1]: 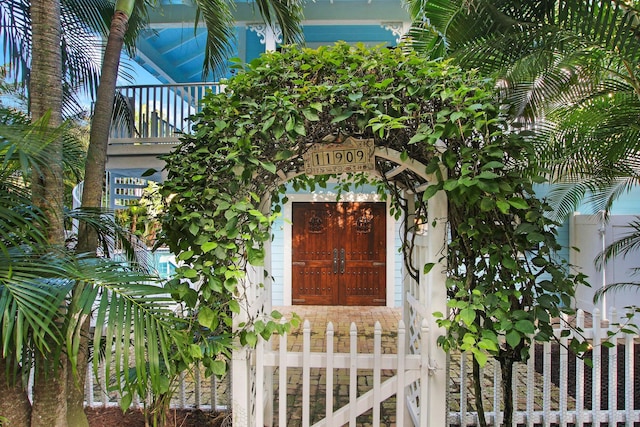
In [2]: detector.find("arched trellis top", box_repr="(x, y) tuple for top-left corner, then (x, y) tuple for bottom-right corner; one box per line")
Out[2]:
(160, 41), (506, 311)
(160, 40), (508, 295)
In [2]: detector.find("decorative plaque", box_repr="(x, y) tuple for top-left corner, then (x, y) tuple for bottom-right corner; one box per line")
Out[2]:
(303, 137), (375, 175)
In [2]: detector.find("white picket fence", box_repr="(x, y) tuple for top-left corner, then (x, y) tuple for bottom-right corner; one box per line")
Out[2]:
(449, 308), (640, 427)
(85, 307), (640, 427)
(84, 362), (231, 411)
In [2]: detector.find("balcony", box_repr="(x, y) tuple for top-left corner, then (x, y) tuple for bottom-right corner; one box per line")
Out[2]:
(107, 82), (222, 171)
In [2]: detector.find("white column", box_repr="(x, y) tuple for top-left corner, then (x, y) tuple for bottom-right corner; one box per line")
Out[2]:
(232, 257), (267, 427)
(424, 186), (448, 426)
(264, 26), (278, 52)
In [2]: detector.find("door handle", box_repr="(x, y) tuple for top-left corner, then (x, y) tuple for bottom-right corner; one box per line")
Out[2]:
(340, 248), (345, 274)
(333, 248), (338, 274)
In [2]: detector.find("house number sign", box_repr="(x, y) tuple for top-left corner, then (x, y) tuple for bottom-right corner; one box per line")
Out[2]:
(303, 137), (375, 175)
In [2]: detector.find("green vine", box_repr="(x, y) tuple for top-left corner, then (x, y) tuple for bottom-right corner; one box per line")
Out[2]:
(159, 43), (502, 358)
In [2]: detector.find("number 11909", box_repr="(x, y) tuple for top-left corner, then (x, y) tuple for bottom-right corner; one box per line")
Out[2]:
(313, 149), (366, 166)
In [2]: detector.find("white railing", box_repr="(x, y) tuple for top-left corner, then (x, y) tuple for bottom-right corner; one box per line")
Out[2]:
(110, 83), (222, 143)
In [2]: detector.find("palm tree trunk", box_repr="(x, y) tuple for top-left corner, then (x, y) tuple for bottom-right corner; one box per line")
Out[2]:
(68, 6), (133, 426)
(0, 356), (31, 427)
(31, 353), (68, 427)
(66, 317), (91, 427)
(30, 0), (68, 424)
(30, 0), (65, 245)
(77, 7), (131, 254)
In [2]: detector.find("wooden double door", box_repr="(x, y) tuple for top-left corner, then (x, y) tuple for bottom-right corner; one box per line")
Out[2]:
(291, 202), (386, 306)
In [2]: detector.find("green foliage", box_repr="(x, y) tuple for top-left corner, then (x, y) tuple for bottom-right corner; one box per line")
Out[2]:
(407, 0), (640, 219)
(424, 123), (590, 367)
(160, 45), (589, 427)
(0, 108), (186, 418)
(160, 41), (501, 375)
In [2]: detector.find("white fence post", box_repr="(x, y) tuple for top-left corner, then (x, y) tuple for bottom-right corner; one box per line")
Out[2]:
(278, 328), (288, 426)
(593, 309), (602, 426)
(373, 321), (382, 425)
(302, 320), (311, 427)
(349, 323), (358, 427)
(326, 322), (335, 426)
(232, 346), (251, 427)
(396, 320), (406, 427)
(625, 320), (635, 425)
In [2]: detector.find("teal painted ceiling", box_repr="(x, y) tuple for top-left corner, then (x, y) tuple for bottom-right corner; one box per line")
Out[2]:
(135, 0), (411, 83)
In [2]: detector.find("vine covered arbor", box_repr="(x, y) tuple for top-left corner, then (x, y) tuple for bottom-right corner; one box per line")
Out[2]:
(160, 43), (579, 426)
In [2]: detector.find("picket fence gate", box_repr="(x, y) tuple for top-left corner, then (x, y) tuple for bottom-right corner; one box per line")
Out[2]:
(248, 307), (640, 427)
(254, 318), (430, 427)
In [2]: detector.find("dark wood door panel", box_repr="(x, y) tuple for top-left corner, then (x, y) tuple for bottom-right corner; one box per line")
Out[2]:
(343, 266), (386, 305)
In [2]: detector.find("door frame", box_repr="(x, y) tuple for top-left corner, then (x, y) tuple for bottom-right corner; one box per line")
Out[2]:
(282, 191), (397, 307)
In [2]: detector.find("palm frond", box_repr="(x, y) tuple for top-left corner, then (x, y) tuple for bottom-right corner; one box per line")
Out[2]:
(0, 0), (31, 91)
(0, 249), (76, 359)
(193, 0), (236, 79)
(253, 0), (304, 46)
(66, 207), (154, 271)
(407, 0), (640, 124)
(404, 20), (448, 59)
(110, 91), (136, 138)
(584, 176), (640, 213)
(546, 174), (640, 221)
(0, 183), (46, 252)
(413, 0), (640, 68)
(545, 181), (587, 221)
(81, 264), (186, 398)
(1, 0), (150, 115)
(595, 217), (640, 267)
(594, 280), (640, 302)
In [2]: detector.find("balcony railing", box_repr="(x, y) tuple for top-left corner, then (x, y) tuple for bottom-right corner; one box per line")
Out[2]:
(109, 82), (222, 144)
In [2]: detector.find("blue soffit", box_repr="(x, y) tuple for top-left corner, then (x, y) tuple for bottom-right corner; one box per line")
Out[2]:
(135, 0), (411, 84)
